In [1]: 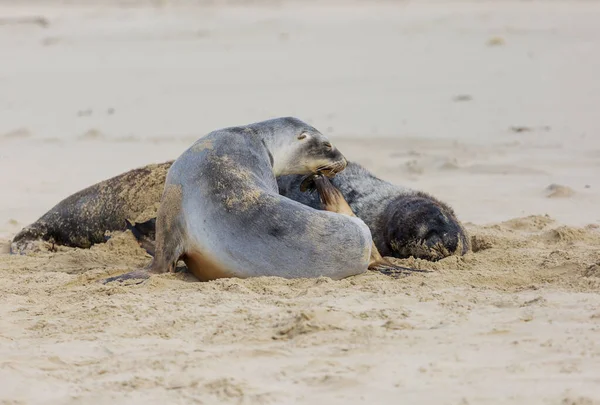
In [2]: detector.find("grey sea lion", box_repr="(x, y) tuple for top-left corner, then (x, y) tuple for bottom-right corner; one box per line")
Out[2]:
(104, 117), (375, 283)
(11, 129), (469, 263)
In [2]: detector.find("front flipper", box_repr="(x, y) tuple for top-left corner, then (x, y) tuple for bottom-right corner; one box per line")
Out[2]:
(368, 240), (431, 277)
(101, 269), (151, 285)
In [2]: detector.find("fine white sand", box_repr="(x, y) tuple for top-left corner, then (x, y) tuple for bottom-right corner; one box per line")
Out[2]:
(1, 1), (599, 404)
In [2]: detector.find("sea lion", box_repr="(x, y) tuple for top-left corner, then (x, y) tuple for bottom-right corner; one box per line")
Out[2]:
(11, 132), (469, 263)
(103, 117), (374, 283)
(10, 162), (171, 254)
(301, 173), (430, 277)
(10, 163), (469, 263)
(279, 163), (470, 261)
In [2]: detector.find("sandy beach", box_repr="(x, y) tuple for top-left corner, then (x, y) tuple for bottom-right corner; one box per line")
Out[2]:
(1, 1), (599, 404)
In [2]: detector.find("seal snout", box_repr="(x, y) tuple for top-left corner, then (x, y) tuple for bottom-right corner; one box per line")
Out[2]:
(317, 156), (347, 178)
(384, 193), (469, 261)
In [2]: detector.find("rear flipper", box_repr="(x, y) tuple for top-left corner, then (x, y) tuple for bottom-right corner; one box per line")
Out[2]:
(105, 185), (186, 284)
(368, 239), (431, 277)
(101, 269), (151, 285)
(304, 173), (431, 277)
(126, 218), (157, 256)
(368, 248), (431, 278)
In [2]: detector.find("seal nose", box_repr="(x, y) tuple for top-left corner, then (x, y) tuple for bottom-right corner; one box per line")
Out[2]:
(326, 156), (347, 177)
(441, 227), (460, 254)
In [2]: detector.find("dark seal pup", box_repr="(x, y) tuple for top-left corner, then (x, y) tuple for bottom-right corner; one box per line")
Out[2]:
(301, 173), (430, 277)
(278, 162), (470, 261)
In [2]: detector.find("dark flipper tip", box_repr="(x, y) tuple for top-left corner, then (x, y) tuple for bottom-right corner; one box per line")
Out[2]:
(100, 270), (151, 285)
(372, 264), (432, 278)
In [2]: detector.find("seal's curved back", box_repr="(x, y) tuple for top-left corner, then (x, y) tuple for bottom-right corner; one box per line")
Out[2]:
(115, 117), (372, 282)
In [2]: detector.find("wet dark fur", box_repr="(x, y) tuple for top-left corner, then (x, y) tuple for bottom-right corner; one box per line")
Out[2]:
(12, 162), (469, 261)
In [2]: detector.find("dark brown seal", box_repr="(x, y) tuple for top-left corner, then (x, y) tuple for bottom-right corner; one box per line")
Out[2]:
(10, 162), (170, 254)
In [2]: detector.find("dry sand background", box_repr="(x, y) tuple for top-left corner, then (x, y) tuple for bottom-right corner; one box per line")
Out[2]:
(1, 1), (599, 404)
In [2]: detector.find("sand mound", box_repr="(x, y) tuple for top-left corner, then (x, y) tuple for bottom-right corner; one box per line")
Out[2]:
(5, 215), (598, 293)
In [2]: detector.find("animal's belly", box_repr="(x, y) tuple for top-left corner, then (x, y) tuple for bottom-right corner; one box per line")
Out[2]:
(182, 250), (235, 282)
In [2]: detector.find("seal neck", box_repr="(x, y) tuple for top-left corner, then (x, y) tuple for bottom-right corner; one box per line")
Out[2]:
(248, 126), (294, 177)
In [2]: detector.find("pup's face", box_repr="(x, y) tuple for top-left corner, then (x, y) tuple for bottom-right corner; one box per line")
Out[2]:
(384, 194), (470, 261)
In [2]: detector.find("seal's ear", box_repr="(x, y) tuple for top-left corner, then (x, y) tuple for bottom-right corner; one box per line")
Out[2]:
(297, 132), (310, 140)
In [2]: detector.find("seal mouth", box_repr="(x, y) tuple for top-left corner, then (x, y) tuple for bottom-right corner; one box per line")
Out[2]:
(300, 159), (347, 193)
(315, 158), (347, 178)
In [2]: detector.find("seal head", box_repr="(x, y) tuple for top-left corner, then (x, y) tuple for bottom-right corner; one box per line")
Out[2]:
(380, 192), (470, 261)
(258, 118), (347, 177)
